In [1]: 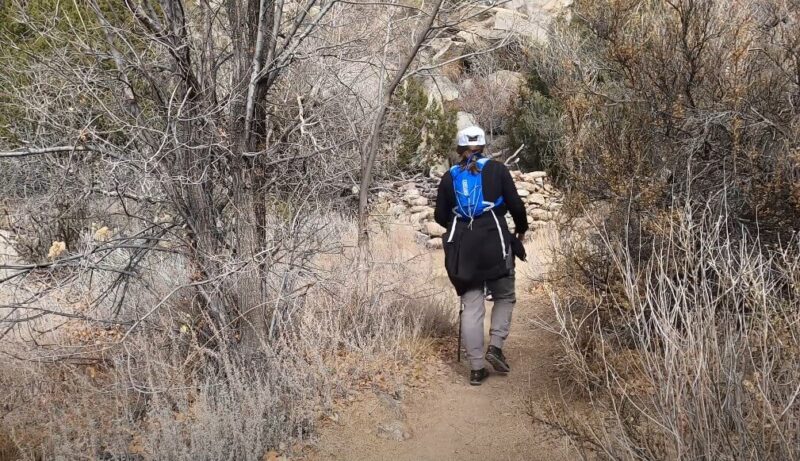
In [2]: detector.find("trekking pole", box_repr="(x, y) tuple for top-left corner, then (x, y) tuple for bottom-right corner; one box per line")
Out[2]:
(457, 301), (464, 363)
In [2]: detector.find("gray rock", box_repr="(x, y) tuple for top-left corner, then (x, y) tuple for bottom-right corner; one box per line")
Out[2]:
(375, 391), (406, 420)
(516, 189), (530, 197)
(377, 420), (413, 441)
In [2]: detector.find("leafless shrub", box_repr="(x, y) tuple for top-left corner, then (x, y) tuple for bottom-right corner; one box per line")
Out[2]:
(0, 219), (453, 458)
(549, 202), (800, 460)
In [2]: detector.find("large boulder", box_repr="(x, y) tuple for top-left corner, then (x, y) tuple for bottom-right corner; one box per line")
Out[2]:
(424, 76), (460, 104)
(457, 111), (478, 130)
(493, 9), (548, 42)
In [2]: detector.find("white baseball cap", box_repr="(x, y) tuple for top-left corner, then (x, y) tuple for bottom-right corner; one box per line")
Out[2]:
(456, 126), (486, 147)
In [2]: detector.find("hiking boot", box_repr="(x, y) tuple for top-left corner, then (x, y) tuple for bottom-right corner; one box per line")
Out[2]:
(470, 368), (489, 386)
(485, 345), (510, 373)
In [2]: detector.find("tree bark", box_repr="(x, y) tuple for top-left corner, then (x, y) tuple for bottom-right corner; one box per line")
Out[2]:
(357, 0), (444, 246)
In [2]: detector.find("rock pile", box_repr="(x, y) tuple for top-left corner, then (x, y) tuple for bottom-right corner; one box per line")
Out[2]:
(378, 170), (561, 249)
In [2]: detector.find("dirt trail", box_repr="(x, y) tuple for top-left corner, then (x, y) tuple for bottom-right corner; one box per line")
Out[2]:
(311, 229), (579, 461)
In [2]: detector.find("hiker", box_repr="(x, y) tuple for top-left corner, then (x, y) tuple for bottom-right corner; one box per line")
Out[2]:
(434, 126), (528, 386)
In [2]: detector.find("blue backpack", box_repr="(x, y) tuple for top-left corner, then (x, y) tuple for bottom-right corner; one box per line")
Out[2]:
(450, 157), (504, 220)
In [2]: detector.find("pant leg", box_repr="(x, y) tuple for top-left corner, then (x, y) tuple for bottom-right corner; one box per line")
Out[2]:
(460, 288), (486, 370)
(486, 272), (516, 349)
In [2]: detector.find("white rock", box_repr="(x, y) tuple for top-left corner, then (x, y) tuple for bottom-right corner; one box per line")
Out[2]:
(456, 111), (478, 130)
(458, 17), (503, 46)
(530, 209), (552, 221)
(409, 205), (429, 214)
(494, 9), (547, 42)
(410, 212), (426, 227)
(487, 69), (525, 91)
(429, 162), (448, 178)
(388, 204), (406, 216)
(460, 78), (475, 93)
(425, 221), (446, 236)
(426, 238), (443, 250)
(517, 181), (538, 192)
(524, 171), (547, 180)
(424, 76), (459, 104)
(528, 193), (546, 205)
(517, 189), (530, 197)
(400, 182), (419, 191)
(547, 202), (562, 212)
(409, 197), (429, 207)
(402, 191), (421, 202)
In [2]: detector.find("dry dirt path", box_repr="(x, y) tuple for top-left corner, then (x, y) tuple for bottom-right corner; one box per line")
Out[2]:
(310, 230), (580, 461)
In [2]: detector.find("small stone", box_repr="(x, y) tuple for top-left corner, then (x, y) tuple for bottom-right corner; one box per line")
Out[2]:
(524, 171), (547, 180)
(547, 202), (562, 212)
(426, 238), (443, 249)
(400, 183), (419, 191)
(402, 190), (421, 202)
(409, 205), (429, 214)
(377, 420), (412, 441)
(409, 197), (429, 207)
(388, 204), (406, 216)
(527, 193), (546, 205)
(425, 221), (446, 236)
(516, 189), (530, 197)
(530, 209), (552, 221)
(410, 212), (426, 226)
(517, 181), (538, 192)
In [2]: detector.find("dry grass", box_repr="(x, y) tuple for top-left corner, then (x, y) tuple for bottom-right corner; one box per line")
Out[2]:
(0, 217), (454, 460)
(549, 204), (800, 460)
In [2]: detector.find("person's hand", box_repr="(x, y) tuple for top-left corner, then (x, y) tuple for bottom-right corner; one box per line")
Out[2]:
(515, 232), (526, 242)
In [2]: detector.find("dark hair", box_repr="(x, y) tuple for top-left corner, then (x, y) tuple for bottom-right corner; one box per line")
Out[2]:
(457, 145), (484, 173)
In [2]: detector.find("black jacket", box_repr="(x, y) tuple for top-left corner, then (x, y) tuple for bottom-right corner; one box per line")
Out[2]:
(434, 158), (529, 295)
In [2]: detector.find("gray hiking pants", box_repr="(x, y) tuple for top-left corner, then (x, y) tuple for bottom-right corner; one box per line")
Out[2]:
(461, 272), (516, 370)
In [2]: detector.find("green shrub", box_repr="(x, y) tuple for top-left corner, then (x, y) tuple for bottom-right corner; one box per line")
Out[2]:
(390, 79), (457, 174)
(506, 70), (562, 175)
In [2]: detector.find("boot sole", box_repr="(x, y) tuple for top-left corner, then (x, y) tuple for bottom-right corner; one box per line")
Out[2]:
(470, 371), (489, 386)
(486, 353), (510, 374)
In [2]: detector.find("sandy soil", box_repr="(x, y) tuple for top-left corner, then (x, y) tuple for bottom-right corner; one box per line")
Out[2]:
(309, 228), (581, 461)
